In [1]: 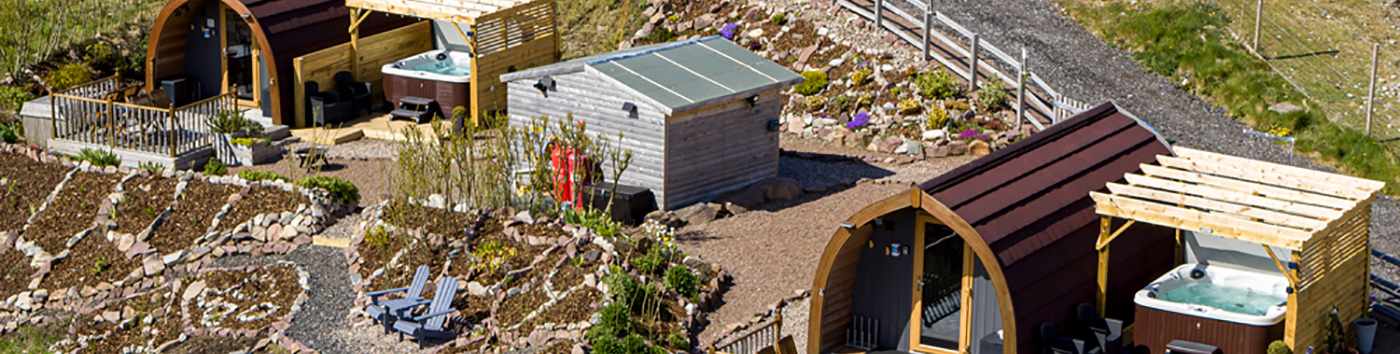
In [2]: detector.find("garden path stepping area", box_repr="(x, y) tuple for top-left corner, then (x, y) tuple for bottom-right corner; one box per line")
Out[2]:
(348, 202), (729, 353)
(0, 144), (351, 351)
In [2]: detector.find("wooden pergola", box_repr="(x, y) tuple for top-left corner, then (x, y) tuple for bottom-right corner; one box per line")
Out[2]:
(1091, 147), (1384, 353)
(343, 0), (559, 124)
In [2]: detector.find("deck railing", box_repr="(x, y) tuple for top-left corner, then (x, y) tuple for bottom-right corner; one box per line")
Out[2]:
(50, 79), (236, 157)
(710, 313), (782, 354)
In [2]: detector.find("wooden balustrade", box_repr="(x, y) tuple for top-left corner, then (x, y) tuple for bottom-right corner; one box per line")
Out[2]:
(711, 313), (783, 354)
(49, 87), (237, 157)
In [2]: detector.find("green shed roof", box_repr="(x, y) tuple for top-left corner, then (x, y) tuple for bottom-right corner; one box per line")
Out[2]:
(502, 36), (803, 115)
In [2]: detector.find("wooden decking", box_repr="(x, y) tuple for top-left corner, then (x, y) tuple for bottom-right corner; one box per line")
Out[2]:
(290, 113), (446, 145)
(837, 0), (1091, 128)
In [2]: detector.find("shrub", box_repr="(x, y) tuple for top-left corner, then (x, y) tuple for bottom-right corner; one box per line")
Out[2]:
(835, 95), (849, 107)
(0, 86), (33, 113)
(137, 162), (166, 173)
(294, 176), (360, 204)
(663, 265), (699, 298)
(470, 240), (518, 275)
(856, 94), (874, 108)
(1266, 340), (1290, 354)
(927, 106), (950, 130)
(0, 122), (18, 144)
(203, 159), (227, 176)
(365, 225), (393, 249)
(598, 301), (632, 336)
(847, 112), (871, 130)
(630, 249), (666, 276)
(643, 27), (676, 43)
(945, 100), (971, 112)
(206, 110), (262, 136)
(898, 98), (923, 115)
(770, 13), (788, 25)
(794, 71), (829, 96)
(851, 67), (873, 86)
(890, 87), (903, 97)
(452, 106), (468, 119)
(914, 68), (960, 99)
(977, 82), (1008, 111)
(805, 95), (827, 110)
(82, 43), (116, 71)
(77, 148), (120, 167)
(229, 137), (266, 147)
(668, 333), (689, 350)
(238, 169), (289, 182)
(46, 63), (94, 92)
(589, 332), (625, 354)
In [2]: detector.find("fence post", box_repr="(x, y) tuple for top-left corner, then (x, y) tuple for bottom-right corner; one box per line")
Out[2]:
(969, 33), (980, 92)
(1017, 48), (1028, 130)
(49, 95), (56, 143)
(107, 101), (115, 151)
(1367, 43), (1378, 136)
(1253, 0), (1264, 54)
(169, 107), (177, 157)
(922, 5), (932, 61)
(1054, 93), (1063, 124)
(874, 0), (884, 32)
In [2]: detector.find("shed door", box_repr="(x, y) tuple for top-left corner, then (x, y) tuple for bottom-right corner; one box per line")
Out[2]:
(912, 217), (972, 354)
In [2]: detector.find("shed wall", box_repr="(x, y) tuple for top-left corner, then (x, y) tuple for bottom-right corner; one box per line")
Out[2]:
(505, 70), (667, 204)
(662, 91), (781, 210)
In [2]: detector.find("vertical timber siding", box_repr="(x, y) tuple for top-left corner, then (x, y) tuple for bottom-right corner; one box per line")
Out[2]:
(505, 70), (668, 204)
(662, 90), (781, 210)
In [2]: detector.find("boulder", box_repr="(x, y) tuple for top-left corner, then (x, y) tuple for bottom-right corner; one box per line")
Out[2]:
(675, 202), (722, 225)
(843, 130), (872, 149)
(694, 13), (717, 30)
(643, 210), (683, 229)
(755, 177), (804, 201)
(716, 186), (765, 210)
(1268, 102), (1304, 115)
(876, 135), (903, 153)
(948, 141), (969, 156)
(969, 140), (992, 156)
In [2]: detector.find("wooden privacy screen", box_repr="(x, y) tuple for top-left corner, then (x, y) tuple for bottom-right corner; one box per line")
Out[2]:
(470, 0), (558, 123)
(1289, 201), (1372, 352)
(292, 21), (432, 127)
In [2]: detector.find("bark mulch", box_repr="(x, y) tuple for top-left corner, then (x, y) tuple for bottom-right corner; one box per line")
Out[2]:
(43, 231), (140, 291)
(0, 153), (68, 232)
(78, 288), (181, 353)
(146, 182), (235, 254)
(220, 186), (301, 231)
(160, 335), (258, 354)
(496, 283), (547, 328)
(26, 172), (120, 253)
(531, 288), (600, 328)
(196, 265), (301, 331)
(382, 202), (476, 238)
(112, 176), (178, 234)
(0, 248), (33, 301)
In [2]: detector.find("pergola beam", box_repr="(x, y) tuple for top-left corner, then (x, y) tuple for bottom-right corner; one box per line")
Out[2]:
(1123, 173), (1343, 220)
(1157, 155), (1372, 200)
(1140, 164), (1356, 210)
(1175, 147), (1386, 195)
(1091, 192), (1310, 250)
(1105, 183), (1329, 231)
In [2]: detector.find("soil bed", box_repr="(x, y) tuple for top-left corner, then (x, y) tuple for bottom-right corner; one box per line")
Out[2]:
(147, 182), (235, 253)
(79, 288), (181, 353)
(220, 186), (300, 231)
(531, 288), (599, 328)
(26, 172), (119, 253)
(112, 176), (178, 234)
(161, 335), (259, 354)
(43, 232), (140, 291)
(382, 202), (476, 237)
(195, 265), (302, 331)
(496, 282), (547, 327)
(0, 153), (68, 232)
(0, 249), (32, 300)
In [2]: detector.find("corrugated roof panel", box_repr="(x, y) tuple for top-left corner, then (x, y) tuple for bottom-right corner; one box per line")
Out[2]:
(592, 62), (692, 109)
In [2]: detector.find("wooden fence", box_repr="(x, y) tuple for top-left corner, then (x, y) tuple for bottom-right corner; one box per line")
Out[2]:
(50, 77), (236, 157)
(711, 313), (783, 354)
(293, 21), (434, 128)
(838, 0), (1091, 130)
(469, 0), (559, 123)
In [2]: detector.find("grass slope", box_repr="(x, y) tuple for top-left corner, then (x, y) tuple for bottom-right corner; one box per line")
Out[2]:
(1062, 0), (1399, 193)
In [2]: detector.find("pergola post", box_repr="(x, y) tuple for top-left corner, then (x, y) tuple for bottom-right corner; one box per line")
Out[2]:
(348, 8), (372, 78)
(1096, 216), (1111, 318)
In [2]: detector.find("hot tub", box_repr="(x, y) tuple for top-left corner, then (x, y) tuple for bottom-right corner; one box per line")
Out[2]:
(381, 50), (471, 116)
(1134, 264), (1287, 354)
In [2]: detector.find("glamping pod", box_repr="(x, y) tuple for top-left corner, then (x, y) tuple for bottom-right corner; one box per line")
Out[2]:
(808, 102), (1179, 354)
(145, 0), (417, 126)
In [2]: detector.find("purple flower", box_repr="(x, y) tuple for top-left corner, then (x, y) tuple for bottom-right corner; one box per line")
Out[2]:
(721, 23), (740, 40)
(847, 112), (870, 129)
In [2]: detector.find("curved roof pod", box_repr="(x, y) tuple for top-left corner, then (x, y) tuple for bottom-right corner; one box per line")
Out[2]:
(808, 102), (1177, 354)
(145, 0), (416, 125)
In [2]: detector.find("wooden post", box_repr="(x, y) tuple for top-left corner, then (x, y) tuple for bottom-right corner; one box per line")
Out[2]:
(49, 95), (56, 143)
(1096, 216), (1111, 318)
(169, 107), (177, 157)
(1016, 48), (1027, 130)
(1053, 93), (1063, 124)
(1253, 0), (1263, 54)
(969, 33), (980, 92)
(875, 0), (883, 31)
(1367, 43), (1378, 136)
(922, 6), (932, 61)
(349, 8), (361, 78)
(107, 100), (115, 150)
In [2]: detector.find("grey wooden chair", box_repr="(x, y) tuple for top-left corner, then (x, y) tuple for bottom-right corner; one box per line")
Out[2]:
(393, 276), (459, 349)
(364, 265), (430, 334)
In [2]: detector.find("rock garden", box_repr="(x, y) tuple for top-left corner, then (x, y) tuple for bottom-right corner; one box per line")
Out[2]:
(629, 0), (1034, 164)
(0, 143), (352, 352)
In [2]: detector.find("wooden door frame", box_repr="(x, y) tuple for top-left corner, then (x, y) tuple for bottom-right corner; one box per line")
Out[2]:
(909, 214), (973, 354)
(219, 5), (259, 109)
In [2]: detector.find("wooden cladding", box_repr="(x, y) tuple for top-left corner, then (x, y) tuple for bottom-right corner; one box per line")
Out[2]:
(1135, 304), (1284, 354)
(293, 21), (433, 127)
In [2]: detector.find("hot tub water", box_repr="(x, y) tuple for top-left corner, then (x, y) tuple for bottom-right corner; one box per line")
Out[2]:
(408, 61), (470, 76)
(1158, 282), (1286, 316)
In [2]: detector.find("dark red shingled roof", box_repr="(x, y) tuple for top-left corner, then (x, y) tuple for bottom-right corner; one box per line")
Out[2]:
(918, 102), (1177, 354)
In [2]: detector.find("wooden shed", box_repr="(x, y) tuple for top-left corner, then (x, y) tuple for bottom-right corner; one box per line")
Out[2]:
(1093, 147), (1384, 353)
(807, 102), (1179, 354)
(145, 0), (417, 126)
(500, 36), (803, 210)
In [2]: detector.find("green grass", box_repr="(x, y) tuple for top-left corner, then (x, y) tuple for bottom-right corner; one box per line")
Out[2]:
(0, 325), (60, 354)
(1065, 1), (1399, 193)
(556, 0), (649, 60)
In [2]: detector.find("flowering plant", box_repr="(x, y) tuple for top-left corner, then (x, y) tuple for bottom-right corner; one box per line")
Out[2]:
(956, 128), (992, 142)
(848, 112), (870, 130)
(721, 23), (739, 40)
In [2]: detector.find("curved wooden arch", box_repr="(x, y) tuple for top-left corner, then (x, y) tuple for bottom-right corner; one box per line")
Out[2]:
(147, 0), (282, 121)
(807, 188), (1019, 354)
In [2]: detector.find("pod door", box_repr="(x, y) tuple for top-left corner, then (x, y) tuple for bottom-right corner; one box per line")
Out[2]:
(912, 218), (965, 353)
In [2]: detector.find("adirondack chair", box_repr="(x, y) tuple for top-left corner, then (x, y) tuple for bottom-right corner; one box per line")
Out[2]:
(393, 276), (459, 349)
(364, 265), (431, 334)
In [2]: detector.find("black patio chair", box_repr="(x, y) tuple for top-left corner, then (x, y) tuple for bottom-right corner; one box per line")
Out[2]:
(334, 71), (373, 115)
(1039, 323), (1101, 354)
(1075, 303), (1123, 354)
(305, 81), (353, 126)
